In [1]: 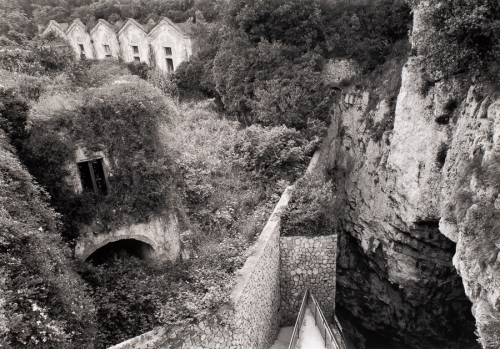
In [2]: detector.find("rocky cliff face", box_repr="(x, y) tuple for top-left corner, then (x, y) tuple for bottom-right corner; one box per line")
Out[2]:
(316, 3), (500, 347)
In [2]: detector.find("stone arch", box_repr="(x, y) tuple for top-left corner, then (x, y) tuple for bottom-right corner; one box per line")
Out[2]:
(80, 234), (158, 262)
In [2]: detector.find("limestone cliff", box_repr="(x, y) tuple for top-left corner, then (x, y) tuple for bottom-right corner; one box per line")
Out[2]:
(316, 3), (500, 348)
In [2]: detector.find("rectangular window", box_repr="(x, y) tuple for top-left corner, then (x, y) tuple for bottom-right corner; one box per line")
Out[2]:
(103, 44), (111, 57)
(166, 58), (174, 73)
(132, 45), (139, 54)
(78, 44), (85, 59)
(164, 47), (172, 56)
(134, 56), (141, 62)
(77, 158), (108, 195)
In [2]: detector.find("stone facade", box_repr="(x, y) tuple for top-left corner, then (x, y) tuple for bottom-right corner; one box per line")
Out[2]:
(118, 19), (150, 64)
(42, 17), (192, 73)
(323, 59), (359, 85)
(149, 18), (193, 72)
(280, 235), (337, 326)
(75, 214), (182, 262)
(90, 19), (121, 60)
(65, 19), (95, 60)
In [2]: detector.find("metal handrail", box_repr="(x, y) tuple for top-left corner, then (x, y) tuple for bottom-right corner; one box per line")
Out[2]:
(288, 288), (310, 349)
(288, 289), (348, 349)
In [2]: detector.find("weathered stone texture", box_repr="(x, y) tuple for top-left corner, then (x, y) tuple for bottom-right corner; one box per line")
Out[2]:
(280, 235), (337, 326)
(110, 187), (293, 349)
(65, 19), (95, 60)
(75, 215), (182, 263)
(323, 59), (359, 85)
(90, 19), (121, 60)
(118, 19), (150, 64)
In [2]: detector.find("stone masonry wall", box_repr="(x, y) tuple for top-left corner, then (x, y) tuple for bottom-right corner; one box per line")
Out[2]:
(323, 59), (360, 85)
(280, 235), (337, 326)
(109, 187), (293, 349)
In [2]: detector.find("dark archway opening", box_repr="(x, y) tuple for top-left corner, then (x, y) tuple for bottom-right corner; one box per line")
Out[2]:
(86, 239), (154, 265)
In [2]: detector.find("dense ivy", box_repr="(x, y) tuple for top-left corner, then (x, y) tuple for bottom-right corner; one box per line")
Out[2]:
(20, 78), (183, 241)
(0, 131), (96, 348)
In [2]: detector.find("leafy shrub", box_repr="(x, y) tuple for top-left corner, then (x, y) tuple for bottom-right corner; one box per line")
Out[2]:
(281, 173), (338, 237)
(232, 125), (313, 182)
(66, 59), (131, 88)
(77, 237), (248, 349)
(147, 68), (179, 98)
(0, 33), (75, 76)
(416, 0), (500, 79)
(0, 89), (29, 148)
(321, 0), (411, 70)
(21, 78), (184, 240)
(0, 131), (96, 348)
(125, 61), (152, 80)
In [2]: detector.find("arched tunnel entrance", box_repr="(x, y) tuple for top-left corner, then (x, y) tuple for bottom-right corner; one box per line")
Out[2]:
(86, 239), (155, 265)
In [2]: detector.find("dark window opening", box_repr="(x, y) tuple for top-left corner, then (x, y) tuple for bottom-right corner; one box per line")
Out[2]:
(166, 58), (174, 73)
(103, 44), (111, 58)
(164, 47), (172, 56)
(134, 56), (141, 62)
(77, 158), (108, 195)
(132, 45), (139, 54)
(86, 239), (154, 265)
(78, 44), (86, 59)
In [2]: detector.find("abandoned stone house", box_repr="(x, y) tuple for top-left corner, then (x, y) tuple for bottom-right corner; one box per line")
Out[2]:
(42, 17), (192, 73)
(68, 139), (183, 265)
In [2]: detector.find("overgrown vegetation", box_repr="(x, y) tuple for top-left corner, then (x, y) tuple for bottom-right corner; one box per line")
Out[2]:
(281, 174), (339, 237)
(0, 0), (220, 44)
(164, 101), (309, 244)
(78, 237), (248, 348)
(175, 0), (411, 139)
(414, 0), (500, 81)
(19, 77), (183, 241)
(0, 130), (96, 348)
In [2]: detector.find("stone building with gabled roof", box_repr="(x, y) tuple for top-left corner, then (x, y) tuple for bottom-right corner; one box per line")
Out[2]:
(148, 17), (192, 73)
(65, 19), (95, 60)
(90, 19), (120, 60)
(42, 16), (193, 73)
(117, 18), (150, 64)
(43, 20), (69, 38)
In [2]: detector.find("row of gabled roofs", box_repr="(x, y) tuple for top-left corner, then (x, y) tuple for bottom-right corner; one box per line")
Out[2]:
(44, 17), (192, 38)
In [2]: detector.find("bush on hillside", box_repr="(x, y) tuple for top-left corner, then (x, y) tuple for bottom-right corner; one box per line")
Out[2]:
(0, 32), (75, 76)
(415, 0), (500, 79)
(0, 89), (29, 148)
(232, 125), (313, 182)
(0, 131), (96, 348)
(281, 173), (338, 237)
(20, 78), (184, 241)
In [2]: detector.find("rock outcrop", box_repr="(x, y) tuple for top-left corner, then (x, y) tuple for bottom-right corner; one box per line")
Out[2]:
(314, 3), (500, 346)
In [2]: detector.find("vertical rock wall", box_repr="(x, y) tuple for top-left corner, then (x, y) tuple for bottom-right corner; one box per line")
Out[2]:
(280, 235), (337, 326)
(315, 52), (478, 349)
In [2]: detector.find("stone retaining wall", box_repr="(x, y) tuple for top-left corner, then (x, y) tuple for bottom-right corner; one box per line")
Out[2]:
(280, 235), (337, 326)
(109, 187), (293, 349)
